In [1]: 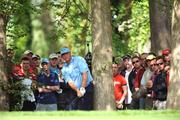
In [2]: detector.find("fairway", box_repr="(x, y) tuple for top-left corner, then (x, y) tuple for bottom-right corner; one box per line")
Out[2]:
(1, 110), (180, 120)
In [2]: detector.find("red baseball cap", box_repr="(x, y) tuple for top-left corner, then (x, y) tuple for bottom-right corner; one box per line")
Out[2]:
(162, 48), (171, 55)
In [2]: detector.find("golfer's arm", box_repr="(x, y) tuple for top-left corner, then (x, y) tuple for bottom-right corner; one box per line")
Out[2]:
(81, 72), (87, 88)
(68, 81), (79, 92)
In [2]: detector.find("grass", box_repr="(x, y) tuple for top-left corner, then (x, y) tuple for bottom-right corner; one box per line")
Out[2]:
(1, 110), (180, 120)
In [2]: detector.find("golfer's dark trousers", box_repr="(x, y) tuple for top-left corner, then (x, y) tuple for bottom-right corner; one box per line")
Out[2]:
(65, 82), (94, 110)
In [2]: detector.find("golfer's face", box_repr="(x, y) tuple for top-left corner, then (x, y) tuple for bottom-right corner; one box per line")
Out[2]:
(61, 52), (71, 63)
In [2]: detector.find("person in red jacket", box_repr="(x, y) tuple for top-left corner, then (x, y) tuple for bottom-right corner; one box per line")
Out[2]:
(12, 57), (36, 81)
(12, 56), (36, 111)
(113, 63), (128, 110)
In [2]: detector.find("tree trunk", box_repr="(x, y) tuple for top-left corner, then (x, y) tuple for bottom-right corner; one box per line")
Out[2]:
(19, 0), (33, 50)
(122, 0), (133, 52)
(91, 0), (115, 110)
(167, 0), (180, 109)
(149, 0), (171, 54)
(0, 12), (9, 111)
(41, 0), (58, 54)
(25, 7), (33, 50)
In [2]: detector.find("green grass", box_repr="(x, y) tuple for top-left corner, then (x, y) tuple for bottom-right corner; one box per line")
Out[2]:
(1, 110), (180, 120)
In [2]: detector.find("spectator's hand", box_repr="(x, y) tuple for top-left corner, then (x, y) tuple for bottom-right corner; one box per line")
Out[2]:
(135, 88), (139, 92)
(116, 101), (123, 109)
(117, 104), (123, 109)
(38, 88), (43, 93)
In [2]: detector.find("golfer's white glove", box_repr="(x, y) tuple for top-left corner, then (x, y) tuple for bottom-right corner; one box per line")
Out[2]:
(80, 87), (86, 96)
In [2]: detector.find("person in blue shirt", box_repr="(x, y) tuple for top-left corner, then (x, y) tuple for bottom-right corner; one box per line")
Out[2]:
(36, 58), (60, 111)
(49, 53), (59, 75)
(60, 47), (93, 110)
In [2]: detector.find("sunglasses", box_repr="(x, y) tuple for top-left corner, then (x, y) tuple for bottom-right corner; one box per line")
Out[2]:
(150, 64), (157, 67)
(156, 62), (164, 66)
(132, 60), (139, 64)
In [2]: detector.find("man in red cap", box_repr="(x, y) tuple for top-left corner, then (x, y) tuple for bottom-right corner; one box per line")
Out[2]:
(161, 48), (171, 64)
(161, 48), (171, 79)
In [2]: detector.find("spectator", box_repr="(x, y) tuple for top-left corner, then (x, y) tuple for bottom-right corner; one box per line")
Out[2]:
(152, 56), (168, 110)
(23, 50), (33, 67)
(32, 54), (41, 76)
(161, 48), (171, 75)
(49, 53), (59, 75)
(12, 56), (36, 111)
(162, 48), (171, 63)
(145, 57), (158, 109)
(36, 58), (60, 111)
(120, 54), (133, 108)
(6, 48), (15, 80)
(140, 53), (148, 68)
(130, 55), (144, 109)
(139, 54), (155, 109)
(113, 63), (128, 110)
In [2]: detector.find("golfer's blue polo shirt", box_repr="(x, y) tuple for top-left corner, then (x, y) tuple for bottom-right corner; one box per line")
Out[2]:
(62, 56), (93, 89)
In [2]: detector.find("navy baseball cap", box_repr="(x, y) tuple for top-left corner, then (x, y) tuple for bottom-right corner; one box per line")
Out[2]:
(41, 58), (49, 64)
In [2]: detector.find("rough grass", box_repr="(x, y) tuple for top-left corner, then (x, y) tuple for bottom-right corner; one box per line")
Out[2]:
(1, 110), (180, 120)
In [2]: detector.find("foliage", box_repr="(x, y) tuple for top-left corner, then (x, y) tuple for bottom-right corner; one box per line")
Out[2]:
(111, 0), (150, 57)
(5, 0), (38, 62)
(4, 0), (91, 61)
(129, 1), (150, 53)
(52, 0), (91, 56)
(3, 0), (150, 59)
(0, 78), (23, 111)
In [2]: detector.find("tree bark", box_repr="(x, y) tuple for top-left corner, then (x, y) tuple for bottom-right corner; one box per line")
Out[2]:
(149, 0), (171, 54)
(122, 0), (133, 52)
(91, 0), (115, 110)
(0, 12), (9, 111)
(167, 0), (180, 109)
(19, 0), (33, 50)
(41, 0), (58, 54)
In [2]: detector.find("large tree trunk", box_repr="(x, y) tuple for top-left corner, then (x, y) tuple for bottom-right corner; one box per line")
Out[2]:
(0, 12), (9, 111)
(149, 0), (171, 54)
(91, 0), (115, 110)
(167, 0), (180, 109)
(24, 0), (33, 50)
(41, 0), (58, 54)
(122, 0), (133, 52)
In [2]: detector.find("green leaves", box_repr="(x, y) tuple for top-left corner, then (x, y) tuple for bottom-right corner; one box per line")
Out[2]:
(112, 0), (150, 57)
